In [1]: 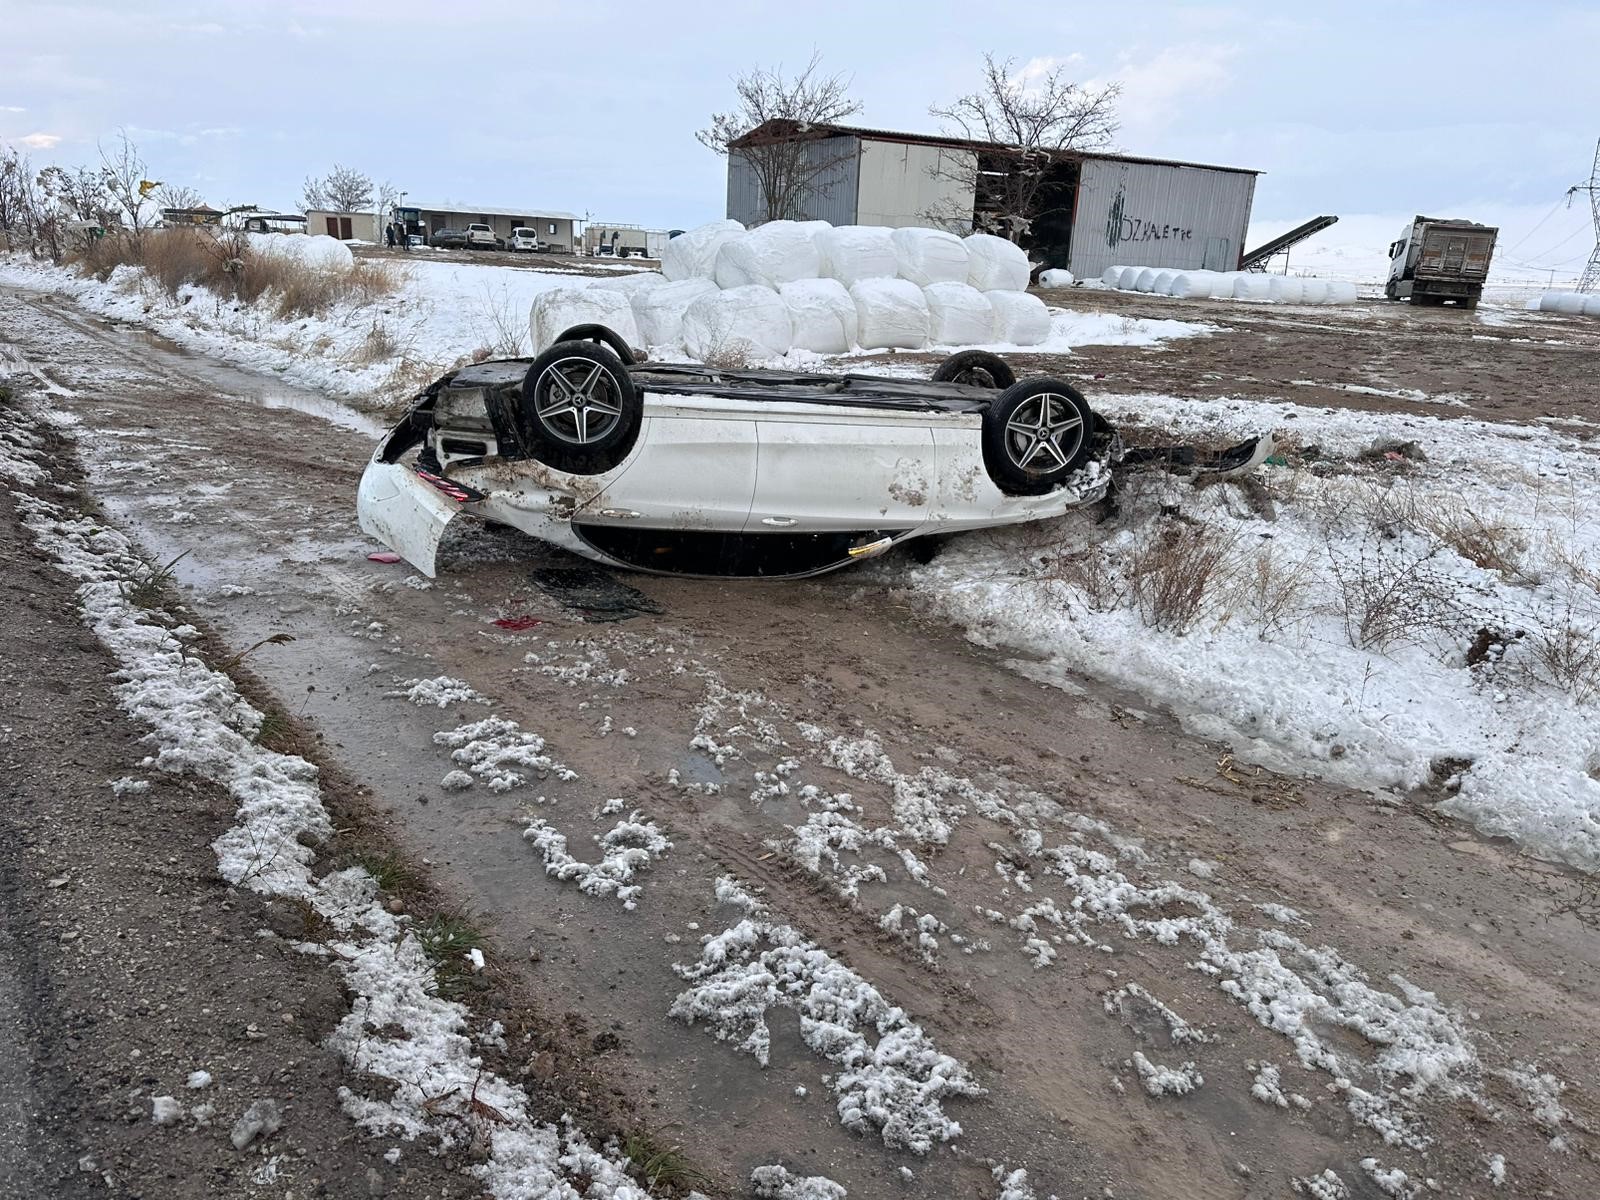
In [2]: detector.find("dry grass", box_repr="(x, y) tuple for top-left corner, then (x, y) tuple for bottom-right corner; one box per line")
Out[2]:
(474, 284), (530, 358)
(1128, 522), (1239, 634)
(1425, 505), (1528, 578)
(72, 227), (399, 318)
(1236, 545), (1317, 640)
(1526, 619), (1600, 704)
(1045, 542), (1125, 612)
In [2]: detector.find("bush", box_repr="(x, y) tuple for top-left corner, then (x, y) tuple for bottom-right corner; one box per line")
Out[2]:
(1128, 522), (1238, 635)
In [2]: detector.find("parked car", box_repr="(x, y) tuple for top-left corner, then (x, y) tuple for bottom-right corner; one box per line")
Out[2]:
(465, 223), (501, 250)
(358, 332), (1140, 579)
(428, 228), (469, 249)
(509, 227), (544, 253)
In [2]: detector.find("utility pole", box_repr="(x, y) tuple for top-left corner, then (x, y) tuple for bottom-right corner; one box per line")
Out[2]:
(1570, 137), (1600, 293)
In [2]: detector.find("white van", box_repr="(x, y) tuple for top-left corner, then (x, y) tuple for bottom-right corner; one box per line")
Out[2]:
(509, 227), (543, 253)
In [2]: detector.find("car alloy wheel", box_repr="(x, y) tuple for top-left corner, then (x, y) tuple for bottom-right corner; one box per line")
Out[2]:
(1003, 392), (1085, 472)
(533, 357), (626, 445)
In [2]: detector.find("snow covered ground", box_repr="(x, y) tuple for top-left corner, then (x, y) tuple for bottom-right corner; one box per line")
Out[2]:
(892, 393), (1600, 872)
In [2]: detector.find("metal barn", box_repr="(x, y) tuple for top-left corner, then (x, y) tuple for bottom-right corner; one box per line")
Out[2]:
(725, 121), (1258, 276)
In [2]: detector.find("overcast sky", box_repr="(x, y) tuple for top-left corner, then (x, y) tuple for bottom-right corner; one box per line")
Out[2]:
(4, 0), (1597, 281)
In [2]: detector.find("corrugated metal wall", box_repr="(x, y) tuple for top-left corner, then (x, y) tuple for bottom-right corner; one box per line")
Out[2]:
(1069, 159), (1256, 279)
(726, 137), (861, 226)
(855, 141), (976, 229)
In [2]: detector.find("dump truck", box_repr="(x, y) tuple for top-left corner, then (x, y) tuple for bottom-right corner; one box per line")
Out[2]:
(1384, 216), (1497, 309)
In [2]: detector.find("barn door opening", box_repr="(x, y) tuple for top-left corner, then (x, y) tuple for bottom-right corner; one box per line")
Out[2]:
(1203, 237), (1232, 270)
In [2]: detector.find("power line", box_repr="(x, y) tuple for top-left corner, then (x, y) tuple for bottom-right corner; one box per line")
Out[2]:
(1499, 196), (1564, 256)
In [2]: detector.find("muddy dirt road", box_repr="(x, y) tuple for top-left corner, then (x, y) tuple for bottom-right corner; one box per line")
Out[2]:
(3, 283), (1597, 1199)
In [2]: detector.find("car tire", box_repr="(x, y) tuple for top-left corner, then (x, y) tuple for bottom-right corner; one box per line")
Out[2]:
(552, 323), (638, 366)
(520, 340), (642, 475)
(931, 350), (1017, 389)
(981, 378), (1093, 495)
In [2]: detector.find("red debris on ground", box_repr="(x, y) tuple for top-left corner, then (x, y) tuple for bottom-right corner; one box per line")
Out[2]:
(367, 551), (402, 564)
(491, 616), (543, 631)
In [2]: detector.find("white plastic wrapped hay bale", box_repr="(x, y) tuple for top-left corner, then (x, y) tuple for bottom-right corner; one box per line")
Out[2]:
(248, 232), (354, 270)
(850, 278), (930, 349)
(964, 233), (1031, 291)
(591, 271), (668, 297)
(1133, 268), (1160, 293)
(891, 227), (970, 286)
(1299, 279), (1330, 304)
(1268, 276), (1305, 304)
(1538, 291), (1565, 312)
(631, 278), (719, 348)
(922, 282), (994, 346)
(987, 290), (1051, 346)
(1100, 266), (1123, 287)
(681, 285), (792, 360)
(1039, 268), (1075, 288)
(659, 219), (744, 282)
(1325, 281), (1360, 304)
(815, 224), (898, 286)
(1233, 274), (1271, 301)
(1583, 295), (1600, 317)
(1153, 270), (1181, 296)
(781, 278), (858, 354)
(1112, 266), (1140, 290)
(712, 220), (822, 289)
(530, 287), (641, 355)
(1210, 273), (1240, 298)
(1168, 272), (1213, 299)
(1553, 293), (1589, 315)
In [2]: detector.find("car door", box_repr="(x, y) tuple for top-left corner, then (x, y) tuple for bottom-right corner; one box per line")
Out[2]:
(573, 397), (758, 531)
(745, 405), (934, 532)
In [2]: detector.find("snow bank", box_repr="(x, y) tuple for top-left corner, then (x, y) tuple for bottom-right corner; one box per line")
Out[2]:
(631, 278), (718, 348)
(713, 220), (823, 289)
(964, 233), (1030, 292)
(659, 218), (744, 282)
(781, 278), (858, 355)
(987, 290), (1051, 345)
(246, 232), (353, 271)
(891, 228), (970, 286)
(529, 287), (640, 355)
(851, 278), (930, 349)
(681, 284), (792, 359)
(815, 225), (898, 287)
(923, 282), (994, 346)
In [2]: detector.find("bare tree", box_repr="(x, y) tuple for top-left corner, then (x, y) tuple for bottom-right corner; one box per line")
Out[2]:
(300, 164), (374, 213)
(154, 182), (206, 213)
(0, 145), (33, 243)
(697, 52), (861, 224)
(98, 130), (158, 234)
(37, 164), (114, 223)
(927, 54), (1122, 242)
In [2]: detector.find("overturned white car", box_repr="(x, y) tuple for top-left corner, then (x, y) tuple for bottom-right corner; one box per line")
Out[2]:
(357, 328), (1121, 579)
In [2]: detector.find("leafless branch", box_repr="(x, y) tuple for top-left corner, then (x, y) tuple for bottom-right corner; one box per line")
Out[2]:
(697, 52), (861, 224)
(301, 163), (375, 213)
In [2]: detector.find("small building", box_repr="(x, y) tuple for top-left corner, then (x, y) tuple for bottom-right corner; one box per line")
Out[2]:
(408, 202), (578, 252)
(725, 120), (1260, 278)
(306, 209), (380, 242)
(161, 205), (223, 227)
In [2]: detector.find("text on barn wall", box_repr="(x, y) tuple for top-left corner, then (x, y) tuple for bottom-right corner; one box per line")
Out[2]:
(1105, 188), (1194, 249)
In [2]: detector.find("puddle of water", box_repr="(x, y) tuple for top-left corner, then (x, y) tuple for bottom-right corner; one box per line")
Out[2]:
(96, 320), (389, 438)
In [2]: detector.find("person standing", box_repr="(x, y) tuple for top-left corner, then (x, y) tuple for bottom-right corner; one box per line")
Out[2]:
(385, 222), (396, 249)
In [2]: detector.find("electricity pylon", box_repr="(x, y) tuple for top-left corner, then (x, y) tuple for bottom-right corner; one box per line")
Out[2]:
(1571, 137), (1600, 293)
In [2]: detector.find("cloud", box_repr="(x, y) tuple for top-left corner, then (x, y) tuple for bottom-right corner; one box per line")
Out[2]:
(20, 132), (62, 150)
(1098, 44), (1239, 130)
(0, 105), (26, 114)
(1009, 53), (1087, 91)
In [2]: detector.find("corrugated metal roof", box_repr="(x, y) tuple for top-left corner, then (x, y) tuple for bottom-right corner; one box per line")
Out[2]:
(408, 202), (580, 220)
(729, 120), (1259, 177)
